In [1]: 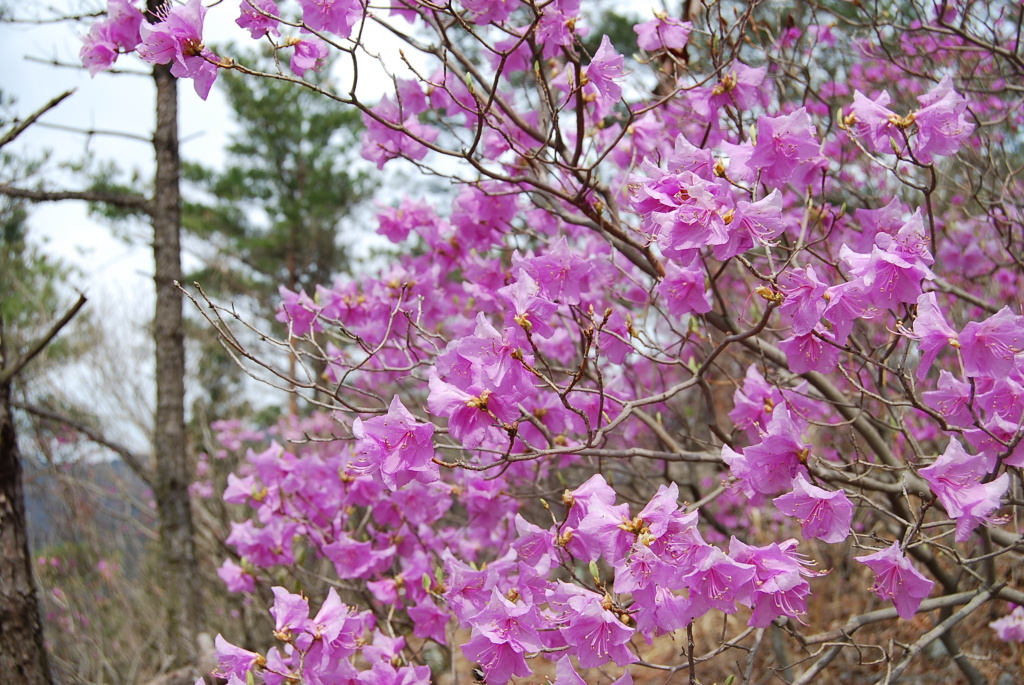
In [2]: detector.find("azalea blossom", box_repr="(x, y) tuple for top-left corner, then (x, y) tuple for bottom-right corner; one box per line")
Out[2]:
(774, 474), (854, 543)
(137, 0), (220, 99)
(855, 542), (934, 619)
(919, 439), (1008, 541)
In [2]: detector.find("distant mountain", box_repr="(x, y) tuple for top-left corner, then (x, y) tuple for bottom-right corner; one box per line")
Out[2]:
(23, 458), (153, 575)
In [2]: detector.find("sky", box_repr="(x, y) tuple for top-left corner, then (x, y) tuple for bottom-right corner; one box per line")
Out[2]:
(1, 0), (408, 450)
(2, 1), (241, 298)
(2, 1), (408, 295)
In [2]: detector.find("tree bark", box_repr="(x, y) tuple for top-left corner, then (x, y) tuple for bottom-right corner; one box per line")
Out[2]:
(0, 319), (52, 685)
(151, 56), (203, 663)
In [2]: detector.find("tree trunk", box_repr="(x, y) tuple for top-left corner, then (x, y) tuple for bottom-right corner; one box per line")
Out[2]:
(151, 56), (203, 663)
(0, 322), (52, 685)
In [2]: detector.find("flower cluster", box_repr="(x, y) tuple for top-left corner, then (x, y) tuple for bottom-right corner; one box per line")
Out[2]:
(77, 0), (1024, 681)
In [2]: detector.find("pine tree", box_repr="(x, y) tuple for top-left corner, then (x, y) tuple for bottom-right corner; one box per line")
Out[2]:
(183, 49), (369, 418)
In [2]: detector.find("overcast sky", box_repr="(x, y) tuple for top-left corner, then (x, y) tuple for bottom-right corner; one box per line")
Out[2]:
(2, 1), (266, 296)
(4, 0), (411, 289)
(1, 1), (415, 450)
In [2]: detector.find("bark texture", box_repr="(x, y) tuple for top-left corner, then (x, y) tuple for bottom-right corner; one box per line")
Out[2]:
(0, 334), (52, 685)
(151, 57), (203, 663)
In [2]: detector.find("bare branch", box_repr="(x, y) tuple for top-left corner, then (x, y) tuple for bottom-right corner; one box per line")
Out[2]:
(23, 55), (151, 76)
(14, 401), (154, 487)
(0, 89), (75, 149)
(0, 184), (152, 214)
(0, 293), (87, 385)
(29, 120), (153, 144)
(874, 589), (993, 685)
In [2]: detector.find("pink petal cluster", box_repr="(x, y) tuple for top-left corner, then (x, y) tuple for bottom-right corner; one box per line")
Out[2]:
(919, 439), (1008, 541)
(80, 0), (144, 76)
(855, 542), (934, 620)
(136, 0), (220, 99)
(774, 474), (854, 544)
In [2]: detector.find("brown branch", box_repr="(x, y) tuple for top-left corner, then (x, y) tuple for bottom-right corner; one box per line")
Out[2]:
(792, 590), (990, 685)
(0, 184), (152, 214)
(873, 589), (993, 685)
(13, 402), (154, 487)
(0, 89), (75, 149)
(799, 591), (981, 647)
(23, 55), (151, 76)
(0, 293), (87, 384)
(3, 11), (104, 23)
(29, 120), (153, 144)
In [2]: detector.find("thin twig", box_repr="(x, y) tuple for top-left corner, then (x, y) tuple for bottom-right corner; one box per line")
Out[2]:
(0, 89), (75, 149)
(0, 293), (87, 384)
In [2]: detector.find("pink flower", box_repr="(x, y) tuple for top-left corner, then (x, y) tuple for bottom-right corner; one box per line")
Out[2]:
(461, 0), (521, 24)
(80, 0), (144, 76)
(290, 36), (329, 77)
(352, 395), (436, 491)
(613, 542), (668, 594)
(778, 326), (840, 374)
(847, 77), (973, 162)
(990, 606), (1024, 643)
(462, 626), (532, 683)
(309, 587), (365, 650)
(656, 259), (711, 316)
(321, 535), (392, 578)
(822, 278), (877, 345)
(855, 541), (934, 620)
(236, 0), (280, 39)
(690, 63), (769, 120)
(269, 587), (310, 637)
(729, 364), (783, 439)
(360, 95), (440, 169)
(838, 213), (934, 314)
(222, 473), (258, 505)
(137, 0), (220, 99)
(275, 285), (322, 335)
(911, 292), (959, 381)
(534, 0), (581, 57)
(639, 171), (730, 263)
(683, 547), (756, 617)
(576, 492), (633, 565)
(80, 32), (120, 77)
(561, 474), (626, 563)
(497, 270), (558, 339)
(919, 439), (1008, 542)
(714, 189), (785, 260)
(297, 0), (364, 38)
(214, 634), (264, 678)
(958, 306), (1024, 379)
(511, 515), (557, 573)
(217, 559), (256, 593)
(725, 405), (810, 495)
(408, 598), (449, 644)
(922, 371), (973, 426)
(630, 584), (692, 637)
(847, 90), (903, 155)
(778, 265), (829, 336)
(913, 75), (974, 163)
(634, 14), (691, 52)
(748, 108), (827, 187)
(774, 474), (854, 544)
(728, 538), (816, 627)
(561, 592), (637, 668)
(585, 35), (625, 106)
(553, 656), (587, 685)
(426, 373), (517, 449)
(517, 236), (592, 305)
